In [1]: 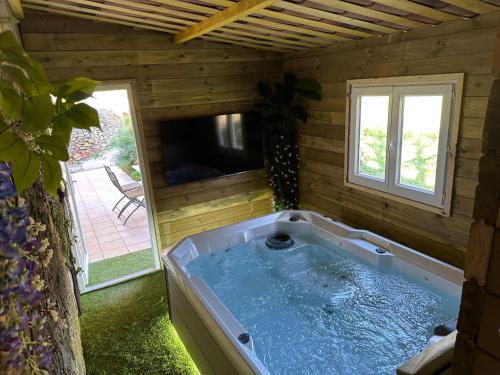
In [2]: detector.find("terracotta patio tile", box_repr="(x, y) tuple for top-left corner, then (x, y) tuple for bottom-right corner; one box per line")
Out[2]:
(100, 236), (126, 247)
(127, 241), (151, 252)
(102, 248), (128, 259)
(87, 245), (102, 255)
(83, 231), (96, 241)
(82, 224), (93, 232)
(92, 219), (115, 230)
(96, 232), (122, 243)
(84, 237), (99, 246)
(90, 215), (113, 224)
(93, 225), (118, 237)
(122, 234), (149, 246)
(89, 252), (104, 262)
(114, 223), (136, 232)
(71, 167), (153, 264)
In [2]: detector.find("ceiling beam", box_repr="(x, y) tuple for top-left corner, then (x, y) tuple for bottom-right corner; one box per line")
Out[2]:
(8, 0), (24, 18)
(174, 0), (280, 44)
(201, 0), (370, 38)
(440, 0), (499, 14)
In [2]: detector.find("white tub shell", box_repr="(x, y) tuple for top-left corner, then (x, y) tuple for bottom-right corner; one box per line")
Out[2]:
(163, 210), (463, 375)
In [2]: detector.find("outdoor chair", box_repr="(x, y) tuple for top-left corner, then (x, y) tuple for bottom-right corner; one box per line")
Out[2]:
(104, 165), (146, 225)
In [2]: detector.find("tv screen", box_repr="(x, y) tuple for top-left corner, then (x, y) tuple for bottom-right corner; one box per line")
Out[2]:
(160, 112), (264, 187)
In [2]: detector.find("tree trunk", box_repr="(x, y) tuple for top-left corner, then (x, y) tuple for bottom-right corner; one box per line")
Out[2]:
(26, 182), (85, 374)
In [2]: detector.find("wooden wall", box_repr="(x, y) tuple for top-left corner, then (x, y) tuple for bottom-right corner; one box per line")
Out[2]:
(284, 12), (500, 268)
(453, 56), (500, 374)
(20, 10), (500, 268)
(20, 12), (279, 251)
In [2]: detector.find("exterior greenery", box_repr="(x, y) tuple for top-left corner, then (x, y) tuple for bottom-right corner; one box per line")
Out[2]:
(256, 73), (321, 210)
(359, 128), (438, 192)
(109, 114), (141, 181)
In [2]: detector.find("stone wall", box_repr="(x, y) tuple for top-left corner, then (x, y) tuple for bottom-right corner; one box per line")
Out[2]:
(69, 109), (124, 162)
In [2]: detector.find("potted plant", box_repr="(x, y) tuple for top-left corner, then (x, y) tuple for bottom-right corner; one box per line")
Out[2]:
(256, 73), (321, 210)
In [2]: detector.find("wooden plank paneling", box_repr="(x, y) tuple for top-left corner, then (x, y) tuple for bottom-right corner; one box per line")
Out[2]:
(287, 13), (499, 268)
(21, 11), (275, 253)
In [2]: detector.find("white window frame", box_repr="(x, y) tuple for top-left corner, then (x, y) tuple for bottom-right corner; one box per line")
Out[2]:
(345, 74), (464, 217)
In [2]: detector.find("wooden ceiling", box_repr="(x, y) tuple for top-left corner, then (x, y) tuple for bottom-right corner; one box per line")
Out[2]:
(18, 0), (500, 52)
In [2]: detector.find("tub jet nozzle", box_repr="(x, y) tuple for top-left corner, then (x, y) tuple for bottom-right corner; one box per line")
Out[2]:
(238, 333), (250, 344)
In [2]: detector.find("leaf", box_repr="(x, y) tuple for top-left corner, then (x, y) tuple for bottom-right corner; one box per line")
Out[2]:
(0, 87), (24, 121)
(40, 153), (62, 196)
(292, 105), (308, 123)
(1, 65), (37, 96)
(0, 31), (22, 52)
(6, 55), (51, 95)
(296, 79), (321, 93)
(296, 88), (322, 101)
(257, 81), (273, 98)
(0, 119), (8, 132)
(54, 77), (98, 102)
(37, 134), (70, 161)
(12, 149), (40, 194)
(22, 94), (55, 132)
(65, 103), (100, 130)
(0, 130), (25, 161)
(264, 113), (286, 124)
(0, 32), (50, 94)
(273, 82), (293, 105)
(255, 103), (272, 109)
(283, 73), (297, 89)
(52, 113), (74, 146)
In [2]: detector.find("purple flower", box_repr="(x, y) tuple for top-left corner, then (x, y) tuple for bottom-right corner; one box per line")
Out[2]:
(0, 162), (54, 372)
(0, 162), (15, 199)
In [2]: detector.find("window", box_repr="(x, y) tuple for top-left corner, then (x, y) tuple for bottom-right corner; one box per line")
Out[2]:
(346, 74), (463, 215)
(215, 114), (244, 150)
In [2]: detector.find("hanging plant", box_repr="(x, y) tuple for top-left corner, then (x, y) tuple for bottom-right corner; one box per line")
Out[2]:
(0, 31), (100, 196)
(0, 31), (101, 372)
(256, 73), (321, 211)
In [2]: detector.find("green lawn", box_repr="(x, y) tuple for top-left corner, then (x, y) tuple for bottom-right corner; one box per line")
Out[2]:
(80, 271), (199, 375)
(87, 248), (155, 286)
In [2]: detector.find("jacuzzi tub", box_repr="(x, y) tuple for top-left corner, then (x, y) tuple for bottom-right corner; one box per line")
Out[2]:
(162, 211), (463, 375)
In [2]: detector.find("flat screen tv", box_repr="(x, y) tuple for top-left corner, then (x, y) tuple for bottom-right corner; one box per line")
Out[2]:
(160, 112), (264, 187)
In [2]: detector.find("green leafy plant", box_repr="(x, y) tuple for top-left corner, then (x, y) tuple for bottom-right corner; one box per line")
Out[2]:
(110, 114), (140, 181)
(0, 31), (100, 195)
(256, 73), (321, 210)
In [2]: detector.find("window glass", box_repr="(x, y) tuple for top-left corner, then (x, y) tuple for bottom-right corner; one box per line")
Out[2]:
(398, 96), (443, 193)
(347, 77), (460, 212)
(358, 96), (389, 180)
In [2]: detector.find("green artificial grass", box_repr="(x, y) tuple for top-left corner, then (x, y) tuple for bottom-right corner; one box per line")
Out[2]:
(80, 271), (199, 375)
(88, 248), (155, 286)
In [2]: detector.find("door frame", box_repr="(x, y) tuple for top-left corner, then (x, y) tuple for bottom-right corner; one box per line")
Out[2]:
(70, 80), (161, 293)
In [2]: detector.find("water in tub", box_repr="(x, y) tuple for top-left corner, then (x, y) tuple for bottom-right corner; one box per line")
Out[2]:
(186, 233), (459, 375)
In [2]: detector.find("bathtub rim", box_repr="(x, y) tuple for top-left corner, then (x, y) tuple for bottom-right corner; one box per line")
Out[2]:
(162, 210), (464, 374)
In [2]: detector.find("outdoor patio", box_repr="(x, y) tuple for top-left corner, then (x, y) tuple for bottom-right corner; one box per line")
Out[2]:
(71, 167), (151, 263)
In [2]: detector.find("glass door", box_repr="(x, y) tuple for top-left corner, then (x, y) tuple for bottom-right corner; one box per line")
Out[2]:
(66, 82), (160, 292)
